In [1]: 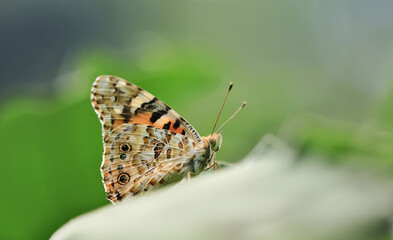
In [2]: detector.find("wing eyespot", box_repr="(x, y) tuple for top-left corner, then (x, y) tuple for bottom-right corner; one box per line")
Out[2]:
(117, 164), (123, 171)
(120, 144), (132, 152)
(118, 173), (130, 185)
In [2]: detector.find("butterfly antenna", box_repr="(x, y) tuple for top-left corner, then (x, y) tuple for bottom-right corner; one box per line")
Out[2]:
(215, 101), (247, 133)
(211, 82), (233, 134)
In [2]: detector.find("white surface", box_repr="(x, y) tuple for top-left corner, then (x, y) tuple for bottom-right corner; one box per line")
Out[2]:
(51, 135), (393, 240)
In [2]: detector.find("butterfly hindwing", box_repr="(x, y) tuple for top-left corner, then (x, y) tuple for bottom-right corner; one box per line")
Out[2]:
(91, 75), (202, 143)
(101, 123), (197, 202)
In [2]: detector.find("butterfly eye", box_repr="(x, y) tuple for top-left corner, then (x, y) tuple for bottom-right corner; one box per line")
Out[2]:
(120, 144), (132, 152)
(118, 173), (130, 185)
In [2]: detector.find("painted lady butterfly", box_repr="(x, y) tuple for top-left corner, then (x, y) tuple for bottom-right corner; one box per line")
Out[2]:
(91, 75), (245, 203)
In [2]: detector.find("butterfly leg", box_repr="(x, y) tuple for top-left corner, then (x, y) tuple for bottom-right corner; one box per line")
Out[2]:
(215, 161), (221, 171)
(205, 155), (221, 171)
(212, 155), (221, 172)
(187, 171), (192, 181)
(205, 164), (214, 171)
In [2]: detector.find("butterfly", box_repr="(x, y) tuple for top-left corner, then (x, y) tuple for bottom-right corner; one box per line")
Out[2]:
(91, 75), (245, 203)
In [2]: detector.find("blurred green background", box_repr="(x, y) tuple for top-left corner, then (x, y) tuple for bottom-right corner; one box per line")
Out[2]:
(1, 1), (393, 239)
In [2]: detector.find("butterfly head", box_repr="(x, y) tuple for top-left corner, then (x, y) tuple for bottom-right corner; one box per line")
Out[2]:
(207, 132), (223, 152)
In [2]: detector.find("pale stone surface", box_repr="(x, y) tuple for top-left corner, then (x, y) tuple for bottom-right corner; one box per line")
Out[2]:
(51, 135), (393, 240)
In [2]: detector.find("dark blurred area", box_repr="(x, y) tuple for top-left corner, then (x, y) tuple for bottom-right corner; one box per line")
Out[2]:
(0, 0), (173, 97)
(1, 0), (393, 239)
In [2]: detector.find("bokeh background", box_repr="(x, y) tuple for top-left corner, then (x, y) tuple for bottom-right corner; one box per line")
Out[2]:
(1, 1), (393, 239)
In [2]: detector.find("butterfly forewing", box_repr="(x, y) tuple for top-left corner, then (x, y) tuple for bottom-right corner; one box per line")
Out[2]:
(91, 75), (201, 142)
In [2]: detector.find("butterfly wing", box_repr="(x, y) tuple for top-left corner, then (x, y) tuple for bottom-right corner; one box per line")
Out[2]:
(91, 75), (201, 202)
(91, 75), (202, 143)
(100, 123), (197, 202)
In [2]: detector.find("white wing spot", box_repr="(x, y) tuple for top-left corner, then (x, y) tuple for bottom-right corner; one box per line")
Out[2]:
(98, 79), (110, 88)
(117, 81), (127, 87)
(113, 104), (124, 114)
(130, 97), (144, 109)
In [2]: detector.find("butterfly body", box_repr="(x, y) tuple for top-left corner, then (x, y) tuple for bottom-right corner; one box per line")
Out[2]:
(91, 75), (222, 203)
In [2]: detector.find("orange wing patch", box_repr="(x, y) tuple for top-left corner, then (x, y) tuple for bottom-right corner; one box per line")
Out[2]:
(113, 112), (186, 135)
(149, 115), (185, 135)
(113, 113), (153, 128)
